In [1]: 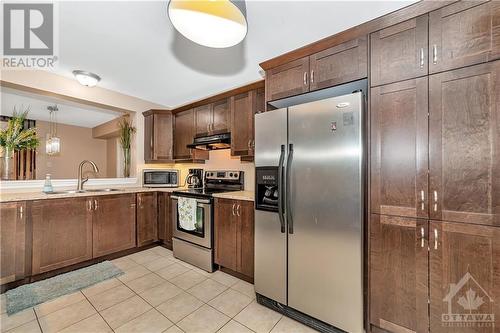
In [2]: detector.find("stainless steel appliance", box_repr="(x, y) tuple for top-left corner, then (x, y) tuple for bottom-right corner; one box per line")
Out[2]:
(187, 132), (231, 150)
(255, 88), (365, 333)
(186, 168), (203, 188)
(172, 170), (244, 272)
(142, 169), (179, 188)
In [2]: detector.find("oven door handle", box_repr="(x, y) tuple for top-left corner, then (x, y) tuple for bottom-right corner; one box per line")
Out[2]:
(277, 144), (286, 233)
(171, 196), (211, 204)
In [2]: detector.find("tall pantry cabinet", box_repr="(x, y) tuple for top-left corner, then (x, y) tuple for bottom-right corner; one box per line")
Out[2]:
(369, 1), (500, 332)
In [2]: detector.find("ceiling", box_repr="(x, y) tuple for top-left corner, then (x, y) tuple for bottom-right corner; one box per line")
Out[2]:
(50, 1), (416, 109)
(1, 87), (123, 128)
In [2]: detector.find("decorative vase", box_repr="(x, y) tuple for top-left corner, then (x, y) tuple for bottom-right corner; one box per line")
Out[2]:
(1, 147), (14, 180)
(123, 147), (131, 178)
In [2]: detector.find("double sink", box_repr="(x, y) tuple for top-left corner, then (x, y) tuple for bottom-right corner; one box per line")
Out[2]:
(47, 188), (122, 194)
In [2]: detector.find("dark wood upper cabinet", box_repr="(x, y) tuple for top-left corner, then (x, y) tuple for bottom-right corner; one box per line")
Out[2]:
(158, 192), (172, 249)
(215, 198), (238, 271)
(266, 57), (309, 102)
(93, 194), (136, 257)
(429, 221), (500, 333)
(429, 1), (500, 74)
(371, 78), (429, 218)
(137, 192), (158, 247)
(231, 90), (256, 157)
(370, 214), (428, 333)
(143, 110), (174, 163)
(212, 98), (230, 134)
(236, 200), (254, 279)
(194, 104), (213, 137)
(174, 109), (194, 160)
(1, 202), (28, 284)
(370, 15), (429, 87)
(31, 197), (93, 275)
(310, 36), (367, 91)
(429, 61), (500, 226)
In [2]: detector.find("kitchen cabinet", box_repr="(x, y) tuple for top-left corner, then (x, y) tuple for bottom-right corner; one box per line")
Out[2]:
(369, 214), (428, 333)
(93, 194), (136, 257)
(137, 192), (158, 247)
(370, 16), (428, 87)
(429, 61), (500, 226)
(143, 110), (174, 163)
(173, 109), (209, 162)
(370, 78), (428, 218)
(31, 198), (93, 275)
(194, 98), (230, 137)
(429, 1), (500, 74)
(158, 192), (172, 249)
(0, 202), (28, 284)
(265, 37), (367, 101)
(214, 198), (254, 279)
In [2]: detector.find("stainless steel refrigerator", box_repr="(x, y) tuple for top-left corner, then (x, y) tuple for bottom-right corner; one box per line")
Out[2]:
(254, 91), (364, 333)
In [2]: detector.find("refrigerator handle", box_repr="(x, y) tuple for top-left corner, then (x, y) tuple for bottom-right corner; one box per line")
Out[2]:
(286, 143), (294, 234)
(277, 144), (286, 233)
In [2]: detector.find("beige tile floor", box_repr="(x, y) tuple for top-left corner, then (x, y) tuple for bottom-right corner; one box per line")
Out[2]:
(0, 247), (318, 333)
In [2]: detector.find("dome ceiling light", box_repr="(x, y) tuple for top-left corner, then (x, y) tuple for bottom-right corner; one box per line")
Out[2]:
(72, 70), (101, 87)
(168, 0), (248, 48)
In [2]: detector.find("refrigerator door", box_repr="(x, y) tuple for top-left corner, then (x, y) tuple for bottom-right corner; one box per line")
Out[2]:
(287, 93), (364, 332)
(254, 109), (288, 304)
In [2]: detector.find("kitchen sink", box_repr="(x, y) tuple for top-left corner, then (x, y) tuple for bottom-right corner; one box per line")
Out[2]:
(45, 190), (88, 194)
(88, 188), (122, 192)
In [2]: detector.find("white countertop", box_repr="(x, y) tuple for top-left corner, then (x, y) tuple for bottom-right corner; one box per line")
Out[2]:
(212, 191), (254, 202)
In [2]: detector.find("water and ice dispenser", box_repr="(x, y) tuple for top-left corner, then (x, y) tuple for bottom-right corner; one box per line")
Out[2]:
(255, 167), (280, 212)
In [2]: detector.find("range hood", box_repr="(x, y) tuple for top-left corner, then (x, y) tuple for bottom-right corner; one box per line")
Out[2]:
(187, 133), (231, 150)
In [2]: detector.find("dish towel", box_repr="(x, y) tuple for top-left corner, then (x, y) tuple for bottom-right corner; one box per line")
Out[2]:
(178, 197), (197, 231)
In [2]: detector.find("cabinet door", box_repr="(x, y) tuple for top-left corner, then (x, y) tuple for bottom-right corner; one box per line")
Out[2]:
(371, 78), (429, 218)
(370, 214), (428, 333)
(231, 91), (255, 156)
(236, 201), (254, 279)
(370, 15), (428, 86)
(144, 114), (154, 162)
(194, 104), (212, 137)
(158, 192), (172, 249)
(137, 192), (158, 247)
(0, 202), (27, 284)
(215, 199), (237, 271)
(153, 113), (173, 160)
(212, 98), (230, 134)
(429, 61), (500, 226)
(429, 221), (500, 333)
(266, 57), (309, 101)
(93, 194), (136, 257)
(429, 1), (500, 74)
(310, 36), (367, 91)
(174, 109), (195, 159)
(31, 198), (93, 274)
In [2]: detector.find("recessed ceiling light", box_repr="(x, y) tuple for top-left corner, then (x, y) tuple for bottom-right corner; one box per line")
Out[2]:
(168, 0), (248, 48)
(72, 70), (101, 87)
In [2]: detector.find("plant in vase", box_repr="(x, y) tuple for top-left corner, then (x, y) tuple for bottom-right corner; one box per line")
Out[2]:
(118, 117), (136, 178)
(0, 108), (40, 180)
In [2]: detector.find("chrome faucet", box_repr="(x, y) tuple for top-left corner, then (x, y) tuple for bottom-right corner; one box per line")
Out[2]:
(77, 160), (99, 191)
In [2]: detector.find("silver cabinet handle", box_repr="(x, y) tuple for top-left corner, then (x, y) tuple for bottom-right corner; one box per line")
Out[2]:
(206, 123), (210, 133)
(433, 190), (438, 212)
(420, 190), (425, 211)
(419, 48), (424, 68)
(310, 70), (314, 83)
(420, 226), (425, 248)
(432, 44), (437, 64)
(237, 204), (241, 217)
(303, 72), (308, 86)
(247, 140), (252, 149)
(18, 205), (23, 219)
(232, 203), (236, 216)
(434, 228), (438, 250)
(87, 200), (92, 211)
(94, 199), (98, 211)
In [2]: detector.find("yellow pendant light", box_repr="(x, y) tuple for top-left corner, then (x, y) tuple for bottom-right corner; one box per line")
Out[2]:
(168, 0), (248, 48)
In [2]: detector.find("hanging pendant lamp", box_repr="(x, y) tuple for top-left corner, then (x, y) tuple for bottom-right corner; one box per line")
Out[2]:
(168, 0), (248, 48)
(46, 105), (60, 155)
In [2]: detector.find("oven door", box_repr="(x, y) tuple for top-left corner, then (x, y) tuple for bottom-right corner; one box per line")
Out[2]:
(171, 196), (212, 248)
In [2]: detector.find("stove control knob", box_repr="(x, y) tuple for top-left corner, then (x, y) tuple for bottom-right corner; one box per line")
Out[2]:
(229, 173), (233, 177)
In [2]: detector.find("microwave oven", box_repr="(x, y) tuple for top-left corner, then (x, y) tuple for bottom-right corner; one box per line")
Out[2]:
(142, 169), (179, 187)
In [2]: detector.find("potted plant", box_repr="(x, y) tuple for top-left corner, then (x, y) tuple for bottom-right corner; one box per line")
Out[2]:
(0, 108), (40, 180)
(118, 117), (136, 178)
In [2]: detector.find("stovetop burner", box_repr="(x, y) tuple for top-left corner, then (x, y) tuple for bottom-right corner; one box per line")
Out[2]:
(173, 187), (237, 198)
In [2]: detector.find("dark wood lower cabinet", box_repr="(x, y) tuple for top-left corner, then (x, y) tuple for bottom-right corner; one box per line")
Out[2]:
(158, 192), (172, 249)
(0, 202), (28, 284)
(137, 192), (158, 247)
(31, 198), (93, 275)
(93, 194), (136, 257)
(215, 199), (254, 279)
(370, 214), (428, 333)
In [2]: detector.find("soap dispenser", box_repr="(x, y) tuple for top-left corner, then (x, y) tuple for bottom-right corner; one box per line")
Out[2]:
(43, 174), (54, 193)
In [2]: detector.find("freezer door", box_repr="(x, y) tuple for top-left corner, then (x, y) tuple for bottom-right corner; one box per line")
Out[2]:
(287, 93), (364, 332)
(254, 109), (288, 304)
